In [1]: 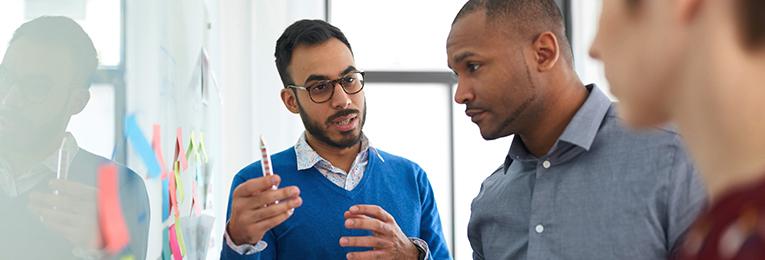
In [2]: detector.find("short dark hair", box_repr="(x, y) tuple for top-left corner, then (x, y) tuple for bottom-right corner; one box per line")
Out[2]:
(453, 0), (572, 62)
(274, 19), (353, 87)
(9, 16), (98, 88)
(737, 0), (765, 49)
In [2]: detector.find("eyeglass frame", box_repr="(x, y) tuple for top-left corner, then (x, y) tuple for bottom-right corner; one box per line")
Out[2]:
(285, 71), (366, 103)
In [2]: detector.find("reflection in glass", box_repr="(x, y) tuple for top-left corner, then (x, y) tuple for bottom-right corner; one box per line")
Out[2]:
(0, 16), (148, 260)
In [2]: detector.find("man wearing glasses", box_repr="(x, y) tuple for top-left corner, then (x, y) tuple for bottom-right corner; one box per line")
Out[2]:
(221, 20), (450, 260)
(0, 17), (149, 259)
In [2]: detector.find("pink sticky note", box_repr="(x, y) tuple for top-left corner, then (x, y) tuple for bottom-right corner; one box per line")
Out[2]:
(168, 225), (183, 260)
(98, 163), (130, 254)
(152, 124), (168, 180)
(175, 128), (188, 171)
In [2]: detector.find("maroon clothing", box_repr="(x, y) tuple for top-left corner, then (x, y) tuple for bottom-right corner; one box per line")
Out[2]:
(677, 175), (765, 260)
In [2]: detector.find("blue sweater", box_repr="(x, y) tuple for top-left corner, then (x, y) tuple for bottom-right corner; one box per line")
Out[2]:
(221, 147), (450, 260)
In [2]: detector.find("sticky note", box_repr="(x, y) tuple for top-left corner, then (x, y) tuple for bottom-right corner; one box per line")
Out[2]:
(192, 180), (201, 215)
(168, 225), (182, 260)
(152, 124), (168, 179)
(169, 164), (179, 218)
(97, 163), (130, 254)
(175, 216), (187, 256)
(186, 131), (197, 163)
(124, 115), (161, 178)
(175, 128), (188, 171)
(162, 227), (171, 260)
(162, 178), (170, 221)
(120, 255), (135, 260)
(198, 132), (209, 163)
(174, 160), (184, 204)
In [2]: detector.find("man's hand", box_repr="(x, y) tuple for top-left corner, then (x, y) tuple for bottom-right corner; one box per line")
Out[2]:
(227, 175), (302, 245)
(27, 180), (99, 249)
(339, 205), (420, 260)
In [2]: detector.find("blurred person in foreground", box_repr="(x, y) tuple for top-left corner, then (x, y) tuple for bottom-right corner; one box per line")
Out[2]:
(590, 0), (765, 258)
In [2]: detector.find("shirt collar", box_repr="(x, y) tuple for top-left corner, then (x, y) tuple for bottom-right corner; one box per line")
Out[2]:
(0, 133), (80, 196)
(557, 84), (612, 151)
(294, 132), (371, 171)
(506, 84), (611, 162)
(42, 132), (80, 173)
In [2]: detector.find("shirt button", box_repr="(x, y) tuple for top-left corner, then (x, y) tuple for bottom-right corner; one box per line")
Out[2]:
(542, 160), (551, 169)
(535, 224), (544, 234)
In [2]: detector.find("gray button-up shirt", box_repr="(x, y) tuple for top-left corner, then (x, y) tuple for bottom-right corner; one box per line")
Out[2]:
(468, 85), (707, 260)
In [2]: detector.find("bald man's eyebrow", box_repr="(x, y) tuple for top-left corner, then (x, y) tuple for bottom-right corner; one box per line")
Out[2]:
(453, 52), (476, 64)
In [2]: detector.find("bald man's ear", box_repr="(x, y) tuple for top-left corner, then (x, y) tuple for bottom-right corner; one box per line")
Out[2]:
(67, 88), (90, 116)
(534, 32), (560, 72)
(281, 88), (300, 114)
(532, 32), (561, 72)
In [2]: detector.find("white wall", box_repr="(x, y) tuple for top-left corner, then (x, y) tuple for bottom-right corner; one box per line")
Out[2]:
(571, 0), (611, 98)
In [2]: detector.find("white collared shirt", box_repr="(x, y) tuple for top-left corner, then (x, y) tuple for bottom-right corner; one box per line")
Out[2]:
(294, 132), (372, 191)
(0, 133), (79, 197)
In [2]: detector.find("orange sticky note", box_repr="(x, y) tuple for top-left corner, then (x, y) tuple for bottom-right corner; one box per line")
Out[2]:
(152, 124), (168, 180)
(168, 225), (183, 260)
(169, 163), (179, 218)
(98, 163), (130, 254)
(174, 128), (188, 171)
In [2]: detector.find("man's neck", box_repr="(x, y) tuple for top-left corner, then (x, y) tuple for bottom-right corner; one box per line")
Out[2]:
(674, 46), (765, 200)
(1, 133), (64, 174)
(304, 133), (360, 173)
(518, 80), (588, 158)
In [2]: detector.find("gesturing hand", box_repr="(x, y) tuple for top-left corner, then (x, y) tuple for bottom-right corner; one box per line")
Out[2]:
(227, 175), (302, 245)
(339, 205), (420, 260)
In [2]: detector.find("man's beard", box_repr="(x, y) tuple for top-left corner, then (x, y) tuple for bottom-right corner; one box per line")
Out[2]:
(296, 100), (367, 149)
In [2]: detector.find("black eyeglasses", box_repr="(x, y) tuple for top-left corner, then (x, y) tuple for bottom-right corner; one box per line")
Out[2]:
(286, 71), (365, 103)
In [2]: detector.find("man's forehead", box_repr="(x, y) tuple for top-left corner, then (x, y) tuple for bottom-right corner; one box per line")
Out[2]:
(289, 39), (355, 82)
(448, 11), (491, 50)
(4, 41), (77, 77)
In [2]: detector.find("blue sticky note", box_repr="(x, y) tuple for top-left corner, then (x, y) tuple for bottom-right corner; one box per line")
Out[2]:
(162, 178), (169, 221)
(124, 115), (161, 178)
(162, 227), (171, 260)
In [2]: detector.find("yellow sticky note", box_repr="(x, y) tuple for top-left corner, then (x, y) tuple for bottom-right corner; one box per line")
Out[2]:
(199, 132), (209, 163)
(174, 161), (184, 202)
(175, 215), (187, 256)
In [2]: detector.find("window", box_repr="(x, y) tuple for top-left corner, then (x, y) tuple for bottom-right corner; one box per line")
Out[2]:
(0, 0), (124, 160)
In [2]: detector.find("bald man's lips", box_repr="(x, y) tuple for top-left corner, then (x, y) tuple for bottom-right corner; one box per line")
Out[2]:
(465, 108), (486, 123)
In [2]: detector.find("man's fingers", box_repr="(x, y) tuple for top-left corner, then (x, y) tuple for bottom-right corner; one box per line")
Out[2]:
(250, 210), (295, 234)
(251, 197), (302, 221)
(344, 217), (390, 235)
(245, 186), (300, 208)
(233, 175), (281, 197)
(346, 249), (386, 260)
(339, 236), (394, 248)
(48, 180), (96, 199)
(348, 205), (395, 223)
(344, 211), (372, 220)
